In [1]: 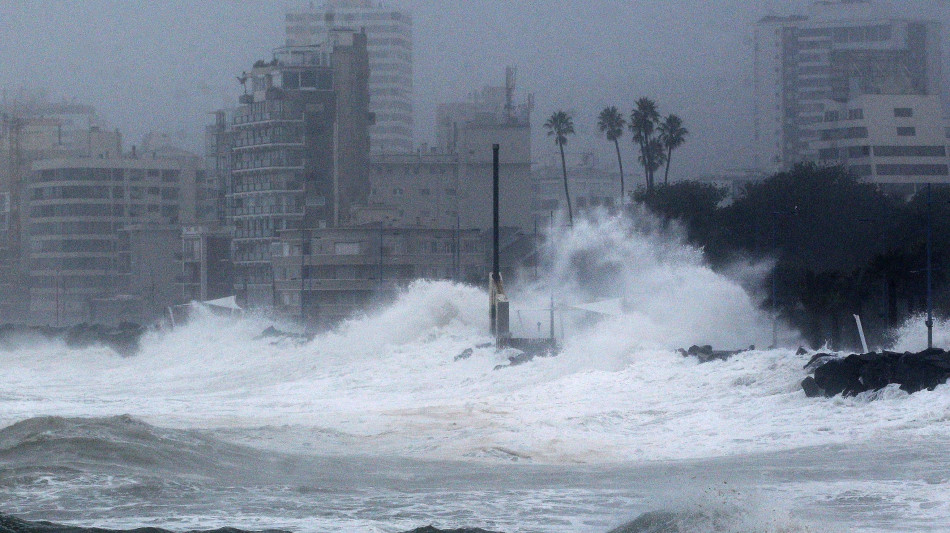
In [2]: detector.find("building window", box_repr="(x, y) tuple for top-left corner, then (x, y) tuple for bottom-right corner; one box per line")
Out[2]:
(334, 242), (361, 255)
(876, 164), (949, 176)
(848, 109), (863, 120)
(897, 127), (916, 137)
(873, 146), (946, 157)
(819, 127), (868, 141)
(894, 108), (913, 118)
(848, 146), (870, 158)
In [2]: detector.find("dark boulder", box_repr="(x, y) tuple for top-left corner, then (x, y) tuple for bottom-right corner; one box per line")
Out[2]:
(801, 376), (822, 398)
(677, 345), (754, 363)
(803, 348), (950, 398)
(254, 326), (312, 344)
(492, 338), (559, 370)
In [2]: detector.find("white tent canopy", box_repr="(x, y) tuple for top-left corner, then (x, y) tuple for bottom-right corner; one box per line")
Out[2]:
(201, 295), (242, 311)
(167, 295), (243, 327)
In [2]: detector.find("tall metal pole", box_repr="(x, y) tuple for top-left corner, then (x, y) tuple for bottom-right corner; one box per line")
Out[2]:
(926, 182), (934, 349)
(549, 211), (555, 341)
(55, 269), (61, 328)
(300, 229), (306, 323)
(378, 223), (383, 286)
(772, 221), (778, 349)
(492, 144), (500, 280)
(490, 144), (500, 336)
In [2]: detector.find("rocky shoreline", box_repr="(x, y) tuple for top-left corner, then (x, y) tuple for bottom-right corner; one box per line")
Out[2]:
(801, 348), (950, 397)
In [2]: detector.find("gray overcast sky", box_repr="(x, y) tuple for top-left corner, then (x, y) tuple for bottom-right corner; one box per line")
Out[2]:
(0, 0), (947, 180)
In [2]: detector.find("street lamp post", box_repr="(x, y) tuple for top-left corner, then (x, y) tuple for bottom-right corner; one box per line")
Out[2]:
(772, 220), (778, 349)
(926, 182), (933, 349)
(859, 216), (889, 333)
(770, 207), (799, 349)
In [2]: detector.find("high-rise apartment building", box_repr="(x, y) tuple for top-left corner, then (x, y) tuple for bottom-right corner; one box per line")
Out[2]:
(286, 0), (413, 154)
(27, 150), (203, 324)
(223, 31), (370, 307)
(753, 0), (943, 172)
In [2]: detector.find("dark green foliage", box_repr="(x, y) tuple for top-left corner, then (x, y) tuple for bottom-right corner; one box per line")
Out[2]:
(634, 163), (950, 350)
(633, 181), (726, 248)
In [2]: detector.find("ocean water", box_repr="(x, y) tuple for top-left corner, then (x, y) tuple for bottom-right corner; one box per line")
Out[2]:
(1, 213), (949, 532)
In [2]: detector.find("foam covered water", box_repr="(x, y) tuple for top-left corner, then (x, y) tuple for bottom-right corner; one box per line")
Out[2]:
(3, 213), (950, 531)
(2, 213), (949, 464)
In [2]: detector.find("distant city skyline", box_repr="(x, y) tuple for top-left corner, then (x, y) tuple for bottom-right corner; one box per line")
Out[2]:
(0, 0), (946, 180)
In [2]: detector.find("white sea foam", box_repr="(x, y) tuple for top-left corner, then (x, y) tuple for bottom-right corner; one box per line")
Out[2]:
(2, 213), (950, 464)
(888, 313), (950, 353)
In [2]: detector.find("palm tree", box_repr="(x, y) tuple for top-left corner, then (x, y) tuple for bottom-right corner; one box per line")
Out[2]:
(638, 138), (667, 186)
(544, 110), (575, 225)
(630, 98), (661, 192)
(597, 106), (627, 204)
(658, 114), (688, 187)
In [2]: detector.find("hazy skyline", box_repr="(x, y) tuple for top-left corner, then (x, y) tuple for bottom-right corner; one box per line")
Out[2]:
(0, 0), (947, 181)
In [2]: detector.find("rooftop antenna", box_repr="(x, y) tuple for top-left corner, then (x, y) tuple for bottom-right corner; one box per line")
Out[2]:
(237, 72), (249, 95)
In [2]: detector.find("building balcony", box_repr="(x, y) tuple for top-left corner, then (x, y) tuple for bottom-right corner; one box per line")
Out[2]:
(232, 116), (304, 128)
(228, 187), (303, 196)
(230, 206), (304, 218)
(274, 278), (408, 292)
(232, 141), (304, 151)
(232, 164), (306, 174)
(273, 252), (467, 267)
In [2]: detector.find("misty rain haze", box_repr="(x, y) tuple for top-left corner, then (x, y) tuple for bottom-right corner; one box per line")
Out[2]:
(1, 1), (950, 532)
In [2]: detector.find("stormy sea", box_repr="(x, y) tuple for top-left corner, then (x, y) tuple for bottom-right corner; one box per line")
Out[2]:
(2, 215), (949, 532)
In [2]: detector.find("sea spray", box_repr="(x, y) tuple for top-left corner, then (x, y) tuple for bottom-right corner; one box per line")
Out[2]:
(888, 313), (950, 353)
(510, 210), (792, 350)
(2, 214), (950, 464)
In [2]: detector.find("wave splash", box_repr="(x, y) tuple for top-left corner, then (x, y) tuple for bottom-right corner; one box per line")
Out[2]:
(1, 213), (949, 464)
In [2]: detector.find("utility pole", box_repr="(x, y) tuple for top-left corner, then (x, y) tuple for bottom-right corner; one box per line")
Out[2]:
(769, 207), (798, 349)
(377, 222), (383, 288)
(772, 220), (778, 349)
(490, 144), (499, 337)
(300, 229), (307, 324)
(926, 182), (933, 349)
(455, 214), (461, 281)
(55, 269), (61, 328)
(549, 211), (555, 341)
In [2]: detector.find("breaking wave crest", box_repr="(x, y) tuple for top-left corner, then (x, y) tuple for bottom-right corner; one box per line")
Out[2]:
(1, 214), (950, 465)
